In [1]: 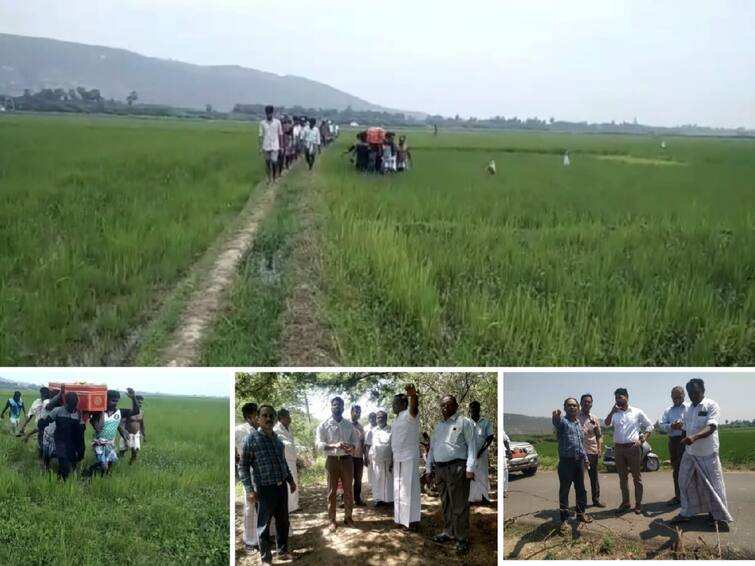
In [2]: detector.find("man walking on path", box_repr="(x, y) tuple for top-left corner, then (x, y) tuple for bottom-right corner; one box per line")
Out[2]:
(578, 394), (605, 508)
(273, 408), (300, 512)
(239, 405), (296, 566)
(605, 388), (654, 514)
(426, 395), (477, 555)
(235, 402), (259, 551)
(671, 379), (734, 526)
(301, 118), (321, 170)
(553, 398), (593, 533)
(316, 396), (359, 531)
(365, 410), (393, 506)
(350, 404), (367, 506)
(259, 105), (283, 184)
(391, 384), (421, 529)
(658, 386), (688, 506)
(468, 401), (494, 505)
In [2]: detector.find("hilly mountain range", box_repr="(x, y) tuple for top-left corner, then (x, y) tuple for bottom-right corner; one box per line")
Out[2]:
(503, 413), (554, 435)
(0, 33), (420, 116)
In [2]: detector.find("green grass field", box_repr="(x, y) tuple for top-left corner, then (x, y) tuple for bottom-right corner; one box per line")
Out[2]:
(510, 427), (755, 470)
(0, 115), (262, 365)
(316, 130), (755, 365)
(0, 389), (229, 565)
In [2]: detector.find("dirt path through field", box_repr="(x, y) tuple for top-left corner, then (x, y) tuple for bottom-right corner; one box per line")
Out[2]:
(236, 478), (498, 565)
(278, 168), (338, 366)
(160, 176), (283, 366)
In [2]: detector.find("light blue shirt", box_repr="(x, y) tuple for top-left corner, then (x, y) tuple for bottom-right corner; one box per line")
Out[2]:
(658, 403), (688, 437)
(426, 413), (477, 473)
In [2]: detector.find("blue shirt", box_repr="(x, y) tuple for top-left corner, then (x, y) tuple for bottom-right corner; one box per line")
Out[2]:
(238, 429), (292, 493)
(426, 413), (477, 473)
(658, 403), (688, 438)
(555, 416), (587, 461)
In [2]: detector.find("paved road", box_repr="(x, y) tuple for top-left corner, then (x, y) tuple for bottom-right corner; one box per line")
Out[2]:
(504, 470), (755, 558)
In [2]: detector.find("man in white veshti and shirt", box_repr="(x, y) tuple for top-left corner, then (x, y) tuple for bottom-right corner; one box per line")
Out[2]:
(390, 384), (421, 529)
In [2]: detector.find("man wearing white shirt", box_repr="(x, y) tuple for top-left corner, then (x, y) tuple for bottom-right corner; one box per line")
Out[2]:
(316, 396), (359, 531)
(273, 409), (299, 512)
(364, 412), (377, 495)
(390, 384), (421, 530)
(658, 386), (688, 506)
(425, 395), (476, 555)
(365, 410), (393, 506)
(672, 379), (733, 525)
(468, 401), (495, 505)
(605, 388), (654, 514)
(235, 403), (259, 550)
(300, 117), (321, 170)
(258, 105), (283, 184)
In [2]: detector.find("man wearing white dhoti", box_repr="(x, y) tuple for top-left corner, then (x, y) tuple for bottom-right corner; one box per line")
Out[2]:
(671, 378), (734, 525)
(468, 401), (495, 505)
(236, 402), (260, 550)
(365, 410), (393, 506)
(390, 384), (421, 529)
(364, 412), (377, 496)
(273, 409), (299, 512)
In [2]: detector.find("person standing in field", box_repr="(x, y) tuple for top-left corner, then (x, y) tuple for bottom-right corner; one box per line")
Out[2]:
(88, 388), (140, 477)
(553, 398), (593, 533)
(365, 410), (393, 506)
(1, 391), (26, 434)
(236, 402), (260, 551)
(273, 408), (300, 513)
(578, 394), (605, 508)
(671, 379), (734, 526)
(292, 117), (303, 161)
(239, 405), (296, 566)
(390, 384), (421, 530)
(316, 396), (359, 531)
(119, 395), (145, 464)
(396, 135), (412, 171)
(259, 105), (283, 184)
(658, 386), (688, 506)
(301, 118), (321, 171)
(350, 404), (367, 506)
(40, 391), (85, 481)
(468, 401), (495, 505)
(604, 388), (654, 514)
(425, 395), (477, 555)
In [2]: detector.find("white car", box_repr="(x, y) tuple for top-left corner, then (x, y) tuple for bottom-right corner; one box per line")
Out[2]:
(507, 441), (539, 476)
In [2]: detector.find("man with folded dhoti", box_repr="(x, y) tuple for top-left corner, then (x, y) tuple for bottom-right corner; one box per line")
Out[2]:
(273, 408), (299, 512)
(365, 410), (393, 506)
(468, 401), (494, 505)
(671, 378), (734, 526)
(390, 384), (421, 529)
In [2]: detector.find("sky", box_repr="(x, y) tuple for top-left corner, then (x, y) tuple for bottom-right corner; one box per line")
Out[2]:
(504, 372), (755, 422)
(0, 367), (230, 397)
(2, 0), (754, 128)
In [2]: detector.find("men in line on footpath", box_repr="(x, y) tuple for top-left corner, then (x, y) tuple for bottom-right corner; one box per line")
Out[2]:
(259, 105), (338, 183)
(237, 384), (495, 563)
(552, 378), (733, 534)
(4, 385), (144, 480)
(344, 128), (412, 174)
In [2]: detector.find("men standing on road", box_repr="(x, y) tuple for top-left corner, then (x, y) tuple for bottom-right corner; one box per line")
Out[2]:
(239, 405), (296, 566)
(390, 384), (421, 530)
(671, 379), (734, 526)
(273, 408), (300, 513)
(553, 398), (593, 533)
(316, 396), (359, 531)
(605, 388), (654, 514)
(658, 386), (688, 506)
(468, 401), (495, 505)
(578, 394), (605, 508)
(350, 404), (367, 506)
(259, 105), (283, 184)
(365, 410), (393, 506)
(235, 402), (259, 551)
(425, 395), (477, 555)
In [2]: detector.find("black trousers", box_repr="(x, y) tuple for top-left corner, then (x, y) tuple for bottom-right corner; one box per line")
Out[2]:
(558, 457), (587, 521)
(586, 453), (600, 502)
(257, 483), (289, 563)
(353, 456), (365, 503)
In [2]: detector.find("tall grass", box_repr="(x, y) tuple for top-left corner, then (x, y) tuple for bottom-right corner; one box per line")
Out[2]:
(0, 115), (263, 365)
(0, 388), (229, 565)
(318, 132), (755, 365)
